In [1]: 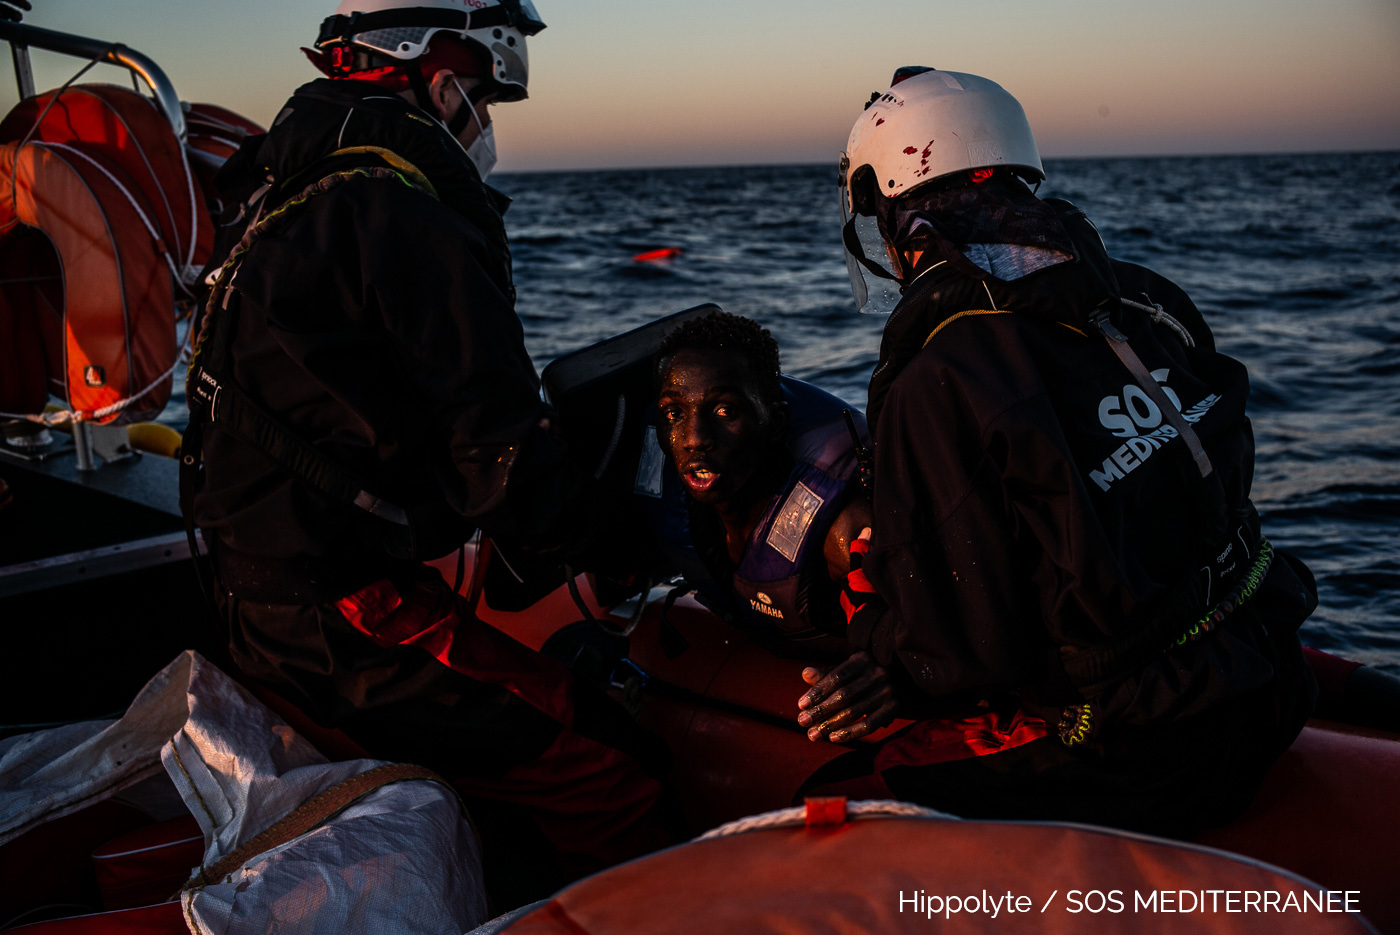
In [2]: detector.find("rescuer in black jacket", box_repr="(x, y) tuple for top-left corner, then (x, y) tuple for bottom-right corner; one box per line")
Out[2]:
(185, 1), (670, 890)
(805, 67), (1316, 835)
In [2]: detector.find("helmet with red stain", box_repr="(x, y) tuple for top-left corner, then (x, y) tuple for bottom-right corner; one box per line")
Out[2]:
(837, 67), (1043, 312)
(840, 67), (1043, 217)
(314, 0), (546, 103)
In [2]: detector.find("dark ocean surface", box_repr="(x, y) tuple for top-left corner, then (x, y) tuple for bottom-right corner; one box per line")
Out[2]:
(488, 152), (1400, 673)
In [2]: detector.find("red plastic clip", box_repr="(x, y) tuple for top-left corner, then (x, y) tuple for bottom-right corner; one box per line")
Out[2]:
(330, 45), (354, 74)
(804, 796), (848, 827)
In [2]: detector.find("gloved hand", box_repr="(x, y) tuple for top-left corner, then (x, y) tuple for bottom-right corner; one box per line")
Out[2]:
(839, 526), (884, 632)
(796, 650), (898, 743)
(0, 0), (29, 22)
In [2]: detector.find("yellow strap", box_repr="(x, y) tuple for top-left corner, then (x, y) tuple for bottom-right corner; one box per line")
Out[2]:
(923, 309), (1008, 346)
(329, 145), (438, 200)
(923, 308), (1088, 346)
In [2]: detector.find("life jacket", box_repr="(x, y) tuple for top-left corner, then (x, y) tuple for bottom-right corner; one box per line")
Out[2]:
(648, 378), (867, 640)
(0, 84), (212, 424)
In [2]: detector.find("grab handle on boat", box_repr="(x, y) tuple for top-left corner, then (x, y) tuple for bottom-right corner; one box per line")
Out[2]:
(0, 20), (185, 142)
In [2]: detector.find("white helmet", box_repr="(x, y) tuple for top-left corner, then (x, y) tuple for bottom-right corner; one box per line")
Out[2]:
(315, 0), (545, 102)
(838, 67), (1043, 313)
(841, 67), (1043, 216)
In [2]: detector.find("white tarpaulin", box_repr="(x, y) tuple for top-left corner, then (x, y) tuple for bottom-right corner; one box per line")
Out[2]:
(0, 651), (489, 934)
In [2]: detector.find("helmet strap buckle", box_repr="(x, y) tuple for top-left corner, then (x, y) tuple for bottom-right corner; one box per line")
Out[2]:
(328, 44), (355, 75)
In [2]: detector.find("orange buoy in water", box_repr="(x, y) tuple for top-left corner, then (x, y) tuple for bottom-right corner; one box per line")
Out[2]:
(632, 247), (683, 262)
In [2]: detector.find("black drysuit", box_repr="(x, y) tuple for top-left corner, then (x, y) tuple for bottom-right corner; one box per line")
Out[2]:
(852, 208), (1316, 835)
(189, 79), (668, 882)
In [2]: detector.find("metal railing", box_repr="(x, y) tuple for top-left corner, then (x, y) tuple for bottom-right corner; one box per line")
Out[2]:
(0, 20), (185, 141)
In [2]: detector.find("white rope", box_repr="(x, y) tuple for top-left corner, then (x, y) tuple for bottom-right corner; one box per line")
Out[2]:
(35, 142), (196, 300)
(105, 91), (186, 273)
(179, 142), (200, 276)
(695, 800), (956, 841)
(188, 111), (244, 136)
(59, 88), (198, 281)
(1122, 297), (1195, 348)
(0, 317), (194, 426)
(90, 342), (189, 420)
(192, 133), (242, 152)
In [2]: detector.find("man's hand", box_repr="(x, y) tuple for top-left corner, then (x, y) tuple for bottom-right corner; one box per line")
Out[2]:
(0, 0), (29, 22)
(796, 651), (898, 743)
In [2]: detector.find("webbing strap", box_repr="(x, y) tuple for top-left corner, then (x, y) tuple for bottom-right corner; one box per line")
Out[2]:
(183, 161), (436, 567)
(328, 146), (437, 198)
(187, 763), (457, 889)
(188, 366), (410, 530)
(1092, 309), (1214, 479)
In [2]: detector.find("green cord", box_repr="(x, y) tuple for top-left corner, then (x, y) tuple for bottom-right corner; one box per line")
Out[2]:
(1173, 538), (1273, 649)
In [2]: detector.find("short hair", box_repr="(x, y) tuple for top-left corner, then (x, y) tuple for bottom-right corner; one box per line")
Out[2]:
(657, 310), (782, 401)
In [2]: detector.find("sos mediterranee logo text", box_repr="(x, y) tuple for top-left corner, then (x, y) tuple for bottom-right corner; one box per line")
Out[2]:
(1088, 368), (1220, 492)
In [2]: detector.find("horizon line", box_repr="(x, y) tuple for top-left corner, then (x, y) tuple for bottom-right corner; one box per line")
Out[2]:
(496, 146), (1400, 177)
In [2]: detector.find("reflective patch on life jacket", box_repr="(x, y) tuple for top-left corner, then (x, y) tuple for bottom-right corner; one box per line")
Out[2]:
(634, 427), (666, 498)
(767, 481), (825, 563)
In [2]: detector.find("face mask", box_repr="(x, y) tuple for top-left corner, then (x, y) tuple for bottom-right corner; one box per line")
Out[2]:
(454, 77), (497, 179)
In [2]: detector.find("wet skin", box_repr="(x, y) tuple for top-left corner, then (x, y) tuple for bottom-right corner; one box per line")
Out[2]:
(656, 348), (787, 563)
(658, 349), (896, 742)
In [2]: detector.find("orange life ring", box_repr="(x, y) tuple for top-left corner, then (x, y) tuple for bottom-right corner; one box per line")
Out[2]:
(0, 84), (209, 424)
(0, 137), (176, 424)
(0, 84), (213, 275)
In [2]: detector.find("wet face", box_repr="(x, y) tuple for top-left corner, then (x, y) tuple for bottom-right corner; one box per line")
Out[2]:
(657, 348), (781, 508)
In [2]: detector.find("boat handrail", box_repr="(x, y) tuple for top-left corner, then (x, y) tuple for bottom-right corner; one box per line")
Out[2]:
(0, 20), (185, 143)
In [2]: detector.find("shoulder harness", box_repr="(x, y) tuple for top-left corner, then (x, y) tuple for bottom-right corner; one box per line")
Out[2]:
(179, 152), (451, 606)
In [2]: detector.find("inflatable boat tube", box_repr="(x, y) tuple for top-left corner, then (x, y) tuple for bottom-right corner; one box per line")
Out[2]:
(500, 800), (1380, 934)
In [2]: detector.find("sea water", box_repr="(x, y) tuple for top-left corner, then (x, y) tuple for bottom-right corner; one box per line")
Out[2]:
(494, 151), (1400, 672)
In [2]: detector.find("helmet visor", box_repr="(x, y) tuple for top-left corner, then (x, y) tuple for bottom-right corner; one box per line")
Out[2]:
(839, 155), (902, 315)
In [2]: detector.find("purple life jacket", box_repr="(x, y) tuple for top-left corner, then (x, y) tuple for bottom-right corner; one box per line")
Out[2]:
(642, 378), (867, 639)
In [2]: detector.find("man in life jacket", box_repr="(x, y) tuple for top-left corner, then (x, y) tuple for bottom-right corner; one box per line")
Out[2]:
(809, 67), (1319, 836)
(184, 0), (671, 893)
(652, 310), (898, 742)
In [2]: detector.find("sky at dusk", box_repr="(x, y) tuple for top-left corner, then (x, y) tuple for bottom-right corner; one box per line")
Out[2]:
(3, 0), (1397, 172)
